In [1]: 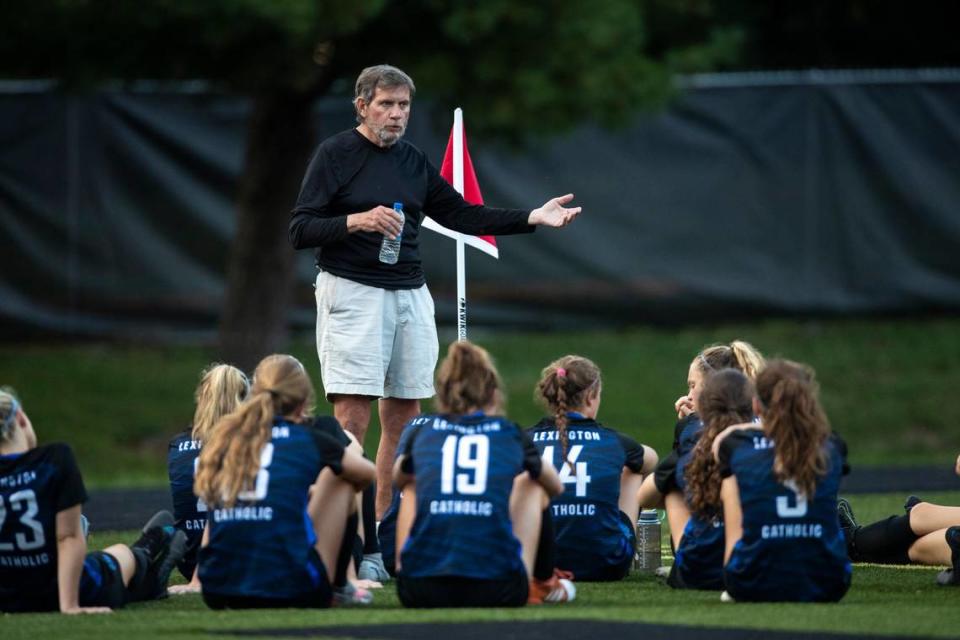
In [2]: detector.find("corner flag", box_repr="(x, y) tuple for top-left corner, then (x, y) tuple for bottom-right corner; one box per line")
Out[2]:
(421, 113), (499, 258)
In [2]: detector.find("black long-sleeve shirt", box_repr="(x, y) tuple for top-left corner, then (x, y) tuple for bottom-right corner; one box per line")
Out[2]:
(290, 129), (535, 289)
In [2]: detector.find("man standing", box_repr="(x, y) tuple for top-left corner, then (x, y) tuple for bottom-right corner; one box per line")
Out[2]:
(290, 64), (580, 519)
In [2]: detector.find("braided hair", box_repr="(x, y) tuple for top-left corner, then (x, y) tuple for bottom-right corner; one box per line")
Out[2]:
(535, 355), (601, 473)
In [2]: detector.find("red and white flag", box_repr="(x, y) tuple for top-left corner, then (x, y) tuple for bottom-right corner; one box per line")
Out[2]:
(421, 115), (499, 258)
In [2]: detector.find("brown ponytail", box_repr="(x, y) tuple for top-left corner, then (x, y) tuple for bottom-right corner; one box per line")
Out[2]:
(435, 341), (502, 416)
(755, 360), (830, 500)
(684, 369), (755, 517)
(194, 354), (313, 508)
(535, 355), (601, 473)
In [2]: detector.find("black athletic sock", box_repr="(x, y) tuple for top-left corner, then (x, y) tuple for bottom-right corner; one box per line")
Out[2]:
(852, 514), (917, 564)
(335, 512), (359, 587)
(533, 507), (556, 581)
(362, 483), (380, 554)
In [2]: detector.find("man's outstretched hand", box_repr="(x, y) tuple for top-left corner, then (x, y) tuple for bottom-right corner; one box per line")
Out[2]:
(529, 194), (581, 228)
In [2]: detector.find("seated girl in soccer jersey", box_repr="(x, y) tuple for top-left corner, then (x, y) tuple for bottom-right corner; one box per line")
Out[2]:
(0, 389), (186, 614)
(838, 456), (960, 586)
(528, 355), (658, 581)
(393, 340), (572, 607)
(668, 368), (754, 590)
(193, 354), (376, 609)
(714, 360), (851, 603)
(638, 341), (765, 550)
(168, 364), (249, 588)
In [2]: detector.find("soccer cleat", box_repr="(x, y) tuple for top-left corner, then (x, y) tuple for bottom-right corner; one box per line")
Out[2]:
(936, 526), (960, 586)
(527, 569), (576, 605)
(903, 495), (923, 512)
(332, 582), (374, 606)
(655, 566), (672, 579)
(358, 552), (391, 582)
(837, 498), (860, 560)
(131, 511), (176, 565)
(146, 528), (188, 599)
(720, 590), (735, 603)
(837, 498), (858, 532)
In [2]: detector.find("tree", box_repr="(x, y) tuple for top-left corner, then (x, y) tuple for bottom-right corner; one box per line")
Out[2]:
(1, 0), (738, 369)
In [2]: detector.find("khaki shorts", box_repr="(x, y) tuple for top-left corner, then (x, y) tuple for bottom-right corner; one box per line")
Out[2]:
(315, 271), (439, 400)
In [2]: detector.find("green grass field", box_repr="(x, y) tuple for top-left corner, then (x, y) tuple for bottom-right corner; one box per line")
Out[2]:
(2, 317), (959, 486)
(4, 491), (959, 639)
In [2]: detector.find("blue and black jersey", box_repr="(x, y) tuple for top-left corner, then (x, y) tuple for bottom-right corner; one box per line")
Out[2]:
(398, 412), (542, 580)
(168, 429), (204, 579)
(653, 414), (703, 495)
(0, 443), (88, 612)
(718, 428), (851, 602)
(198, 418), (346, 600)
(670, 513), (724, 590)
(527, 414), (644, 580)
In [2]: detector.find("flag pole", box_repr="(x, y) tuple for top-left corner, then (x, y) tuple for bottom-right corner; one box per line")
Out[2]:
(452, 108), (467, 341)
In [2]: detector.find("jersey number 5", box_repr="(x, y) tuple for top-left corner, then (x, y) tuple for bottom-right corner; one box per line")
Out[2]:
(0, 489), (46, 551)
(440, 435), (489, 495)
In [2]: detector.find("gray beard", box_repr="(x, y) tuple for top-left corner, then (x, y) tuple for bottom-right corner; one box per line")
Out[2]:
(374, 124), (405, 147)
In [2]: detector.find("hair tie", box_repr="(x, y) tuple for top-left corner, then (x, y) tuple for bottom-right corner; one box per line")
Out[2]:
(699, 354), (713, 371)
(556, 367), (567, 378)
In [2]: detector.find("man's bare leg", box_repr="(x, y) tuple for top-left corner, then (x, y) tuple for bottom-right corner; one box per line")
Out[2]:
(376, 397), (420, 518)
(334, 394), (374, 443)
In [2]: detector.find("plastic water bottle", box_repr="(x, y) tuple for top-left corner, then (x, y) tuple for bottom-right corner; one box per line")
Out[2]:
(378, 202), (404, 265)
(633, 509), (661, 573)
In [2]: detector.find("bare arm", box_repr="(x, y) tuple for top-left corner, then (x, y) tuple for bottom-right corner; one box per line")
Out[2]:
(720, 476), (743, 565)
(536, 461), (563, 498)
(56, 506), (110, 614)
(394, 484), (417, 573)
(339, 448), (376, 491)
(168, 524), (207, 595)
(393, 454), (413, 491)
(712, 423), (755, 462)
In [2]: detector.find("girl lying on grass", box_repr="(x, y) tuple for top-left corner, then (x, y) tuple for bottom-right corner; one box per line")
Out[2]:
(0, 389), (186, 614)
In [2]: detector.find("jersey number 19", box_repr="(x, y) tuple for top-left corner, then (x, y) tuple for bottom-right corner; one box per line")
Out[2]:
(440, 435), (489, 495)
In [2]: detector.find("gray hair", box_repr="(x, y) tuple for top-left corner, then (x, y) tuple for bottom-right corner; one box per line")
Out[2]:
(354, 64), (416, 124)
(0, 388), (19, 443)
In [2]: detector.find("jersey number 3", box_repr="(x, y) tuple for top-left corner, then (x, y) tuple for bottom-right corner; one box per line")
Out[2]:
(440, 435), (489, 495)
(776, 479), (809, 518)
(0, 489), (46, 551)
(237, 443), (275, 501)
